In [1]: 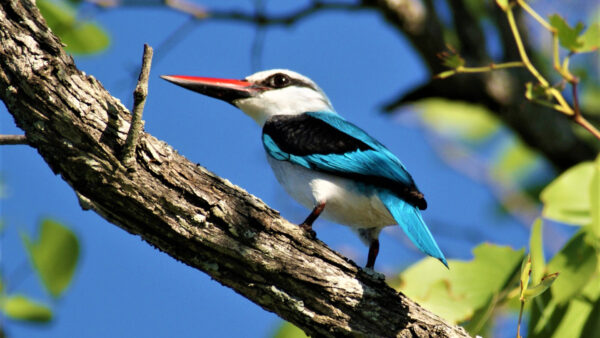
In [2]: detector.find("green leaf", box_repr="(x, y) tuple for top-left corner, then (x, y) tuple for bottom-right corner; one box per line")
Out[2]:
(547, 230), (597, 304)
(492, 138), (538, 184)
(22, 219), (80, 298)
(529, 219), (545, 286)
(579, 23), (600, 53)
(525, 82), (551, 101)
(540, 161), (594, 225)
(440, 49), (465, 69)
(495, 0), (508, 11)
(549, 14), (585, 51)
(523, 272), (559, 301)
(272, 321), (308, 338)
(417, 99), (500, 143)
(545, 280), (600, 338)
(591, 154), (600, 239)
(581, 296), (600, 337)
(519, 254), (531, 300)
(397, 243), (524, 325)
(1, 295), (52, 322)
(37, 0), (109, 54)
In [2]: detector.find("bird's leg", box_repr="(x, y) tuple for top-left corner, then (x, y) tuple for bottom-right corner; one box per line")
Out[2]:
(366, 239), (380, 269)
(299, 201), (326, 239)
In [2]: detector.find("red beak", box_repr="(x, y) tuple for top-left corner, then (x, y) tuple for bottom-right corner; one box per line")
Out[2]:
(161, 75), (265, 104)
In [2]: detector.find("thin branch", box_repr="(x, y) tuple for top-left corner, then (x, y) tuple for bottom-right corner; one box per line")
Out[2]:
(89, 0), (365, 26)
(0, 134), (28, 145)
(505, 5), (548, 88)
(207, 2), (365, 26)
(122, 44), (153, 168)
(571, 81), (600, 139)
(435, 61), (524, 79)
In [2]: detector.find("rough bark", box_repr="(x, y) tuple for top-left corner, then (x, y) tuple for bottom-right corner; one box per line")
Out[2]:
(0, 1), (470, 337)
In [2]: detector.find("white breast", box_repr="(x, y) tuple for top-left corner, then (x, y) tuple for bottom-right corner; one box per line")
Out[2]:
(266, 156), (396, 229)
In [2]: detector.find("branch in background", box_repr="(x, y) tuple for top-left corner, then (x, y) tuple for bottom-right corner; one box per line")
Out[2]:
(0, 134), (28, 145)
(0, 2), (470, 336)
(89, 0), (599, 170)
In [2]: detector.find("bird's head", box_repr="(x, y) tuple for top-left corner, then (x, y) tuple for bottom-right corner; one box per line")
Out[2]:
(161, 69), (334, 126)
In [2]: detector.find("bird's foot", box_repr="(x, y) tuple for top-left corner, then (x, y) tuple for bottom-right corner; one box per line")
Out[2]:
(362, 267), (385, 281)
(299, 222), (316, 239)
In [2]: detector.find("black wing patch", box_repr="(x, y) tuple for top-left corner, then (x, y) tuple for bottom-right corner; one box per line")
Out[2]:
(263, 114), (373, 156)
(262, 114), (427, 210)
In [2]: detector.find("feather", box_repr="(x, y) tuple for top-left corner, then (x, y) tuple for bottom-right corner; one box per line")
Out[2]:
(378, 189), (448, 267)
(262, 112), (427, 209)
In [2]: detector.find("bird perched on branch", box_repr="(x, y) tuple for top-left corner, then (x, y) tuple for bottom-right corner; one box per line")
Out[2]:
(162, 69), (447, 269)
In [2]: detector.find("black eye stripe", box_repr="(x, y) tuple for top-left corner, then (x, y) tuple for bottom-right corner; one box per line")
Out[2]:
(260, 73), (317, 91)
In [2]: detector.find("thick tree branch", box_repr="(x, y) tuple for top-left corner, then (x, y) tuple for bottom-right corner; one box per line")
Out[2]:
(0, 1), (469, 337)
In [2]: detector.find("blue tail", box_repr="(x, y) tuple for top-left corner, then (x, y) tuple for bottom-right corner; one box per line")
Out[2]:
(378, 190), (448, 267)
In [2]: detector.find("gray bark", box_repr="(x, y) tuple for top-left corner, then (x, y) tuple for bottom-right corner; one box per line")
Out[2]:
(0, 1), (470, 337)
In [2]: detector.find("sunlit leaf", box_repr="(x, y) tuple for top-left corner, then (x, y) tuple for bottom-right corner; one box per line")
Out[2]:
(525, 82), (551, 101)
(2, 295), (52, 322)
(37, 0), (109, 54)
(590, 154), (600, 239)
(540, 161), (594, 225)
(22, 219), (80, 298)
(579, 23), (600, 53)
(519, 254), (531, 300)
(439, 47), (465, 69)
(272, 322), (308, 338)
(523, 272), (558, 301)
(581, 84), (600, 116)
(549, 14), (585, 51)
(495, 0), (508, 11)
(462, 293), (497, 336)
(397, 243), (523, 325)
(581, 296), (600, 337)
(418, 99), (500, 143)
(492, 138), (538, 184)
(529, 219), (545, 285)
(544, 280), (600, 338)
(546, 230), (597, 304)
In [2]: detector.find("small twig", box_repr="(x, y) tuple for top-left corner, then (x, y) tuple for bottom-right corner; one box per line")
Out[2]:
(122, 44), (153, 168)
(434, 61), (524, 79)
(505, 5), (549, 88)
(571, 82), (600, 139)
(0, 134), (28, 145)
(517, 300), (524, 338)
(516, 0), (552, 31)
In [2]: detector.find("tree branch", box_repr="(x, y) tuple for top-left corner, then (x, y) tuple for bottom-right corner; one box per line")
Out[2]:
(372, 1), (598, 171)
(94, 0), (598, 170)
(0, 1), (469, 337)
(0, 134), (28, 145)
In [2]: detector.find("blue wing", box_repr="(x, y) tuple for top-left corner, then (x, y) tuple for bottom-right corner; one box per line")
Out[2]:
(262, 111), (446, 265)
(306, 111), (415, 187)
(262, 111), (426, 209)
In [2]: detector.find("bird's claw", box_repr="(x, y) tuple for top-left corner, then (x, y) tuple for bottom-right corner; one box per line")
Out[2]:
(299, 223), (316, 239)
(363, 267), (385, 281)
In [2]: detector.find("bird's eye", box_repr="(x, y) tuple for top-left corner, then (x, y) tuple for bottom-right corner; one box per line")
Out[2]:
(268, 73), (291, 88)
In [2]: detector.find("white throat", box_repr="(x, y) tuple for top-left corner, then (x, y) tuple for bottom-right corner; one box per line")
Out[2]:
(233, 69), (335, 126)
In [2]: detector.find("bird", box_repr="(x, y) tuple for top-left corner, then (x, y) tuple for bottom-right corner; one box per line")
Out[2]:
(161, 69), (447, 269)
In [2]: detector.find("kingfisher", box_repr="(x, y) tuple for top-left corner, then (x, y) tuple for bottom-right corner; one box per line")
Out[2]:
(161, 69), (447, 269)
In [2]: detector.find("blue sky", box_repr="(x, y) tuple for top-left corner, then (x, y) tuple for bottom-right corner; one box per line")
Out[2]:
(0, 1), (564, 337)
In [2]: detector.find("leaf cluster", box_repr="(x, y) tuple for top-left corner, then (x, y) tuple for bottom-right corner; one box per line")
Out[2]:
(0, 219), (80, 326)
(37, 0), (109, 54)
